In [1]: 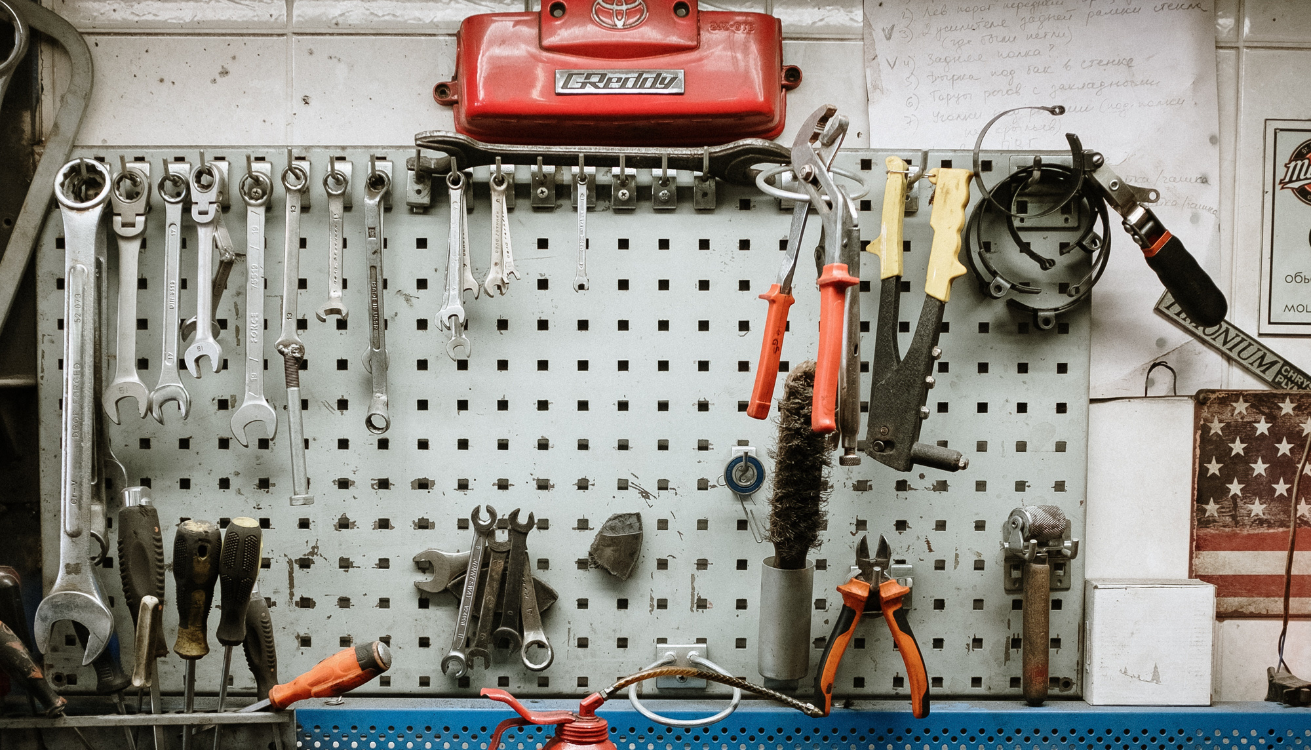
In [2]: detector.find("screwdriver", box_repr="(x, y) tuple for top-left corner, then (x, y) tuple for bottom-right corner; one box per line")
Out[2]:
(211, 517), (263, 750)
(173, 519), (223, 750)
(0, 568), (65, 716)
(243, 582), (278, 701)
(132, 595), (167, 750)
(118, 489), (168, 701)
(238, 641), (391, 712)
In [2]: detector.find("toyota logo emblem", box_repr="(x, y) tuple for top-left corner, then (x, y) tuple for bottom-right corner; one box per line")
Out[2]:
(592, 0), (648, 29)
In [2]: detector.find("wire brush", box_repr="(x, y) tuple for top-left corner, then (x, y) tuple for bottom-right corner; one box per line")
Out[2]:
(767, 361), (830, 570)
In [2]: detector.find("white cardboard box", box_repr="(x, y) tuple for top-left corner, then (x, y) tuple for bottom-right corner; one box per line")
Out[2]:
(1083, 578), (1215, 705)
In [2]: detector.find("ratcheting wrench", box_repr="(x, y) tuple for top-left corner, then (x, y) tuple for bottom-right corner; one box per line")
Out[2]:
(103, 163), (151, 423)
(182, 162), (224, 377)
(35, 159), (116, 665)
(438, 170), (472, 360)
(362, 167), (391, 434)
(148, 164), (191, 423)
(483, 169), (518, 296)
(231, 165), (278, 446)
(316, 166), (349, 321)
(443, 505), (496, 678)
(275, 161), (313, 506)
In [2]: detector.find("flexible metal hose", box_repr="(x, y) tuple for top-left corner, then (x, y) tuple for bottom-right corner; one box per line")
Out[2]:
(598, 667), (825, 718)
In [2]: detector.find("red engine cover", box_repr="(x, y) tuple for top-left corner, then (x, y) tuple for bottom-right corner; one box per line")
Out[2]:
(434, 0), (800, 147)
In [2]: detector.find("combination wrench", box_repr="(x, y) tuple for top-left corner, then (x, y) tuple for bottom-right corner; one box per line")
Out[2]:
(362, 167), (390, 434)
(466, 538), (510, 670)
(442, 505), (496, 678)
(179, 216), (236, 342)
(438, 170), (472, 360)
(231, 165), (278, 446)
(316, 166), (349, 321)
(103, 164), (150, 423)
(182, 162), (224, 377)
(492, 509), (535, 650)
(34, 159), (116, 664)
(148, 163), (191, 423)
(275, 162), (313, 506)
(573, 166), (589, 292)
(482, 170), (518, 296)
(520, 566), (553, 672)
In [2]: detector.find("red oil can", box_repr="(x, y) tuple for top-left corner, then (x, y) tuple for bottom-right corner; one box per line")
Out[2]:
(434, 0), (801, 147)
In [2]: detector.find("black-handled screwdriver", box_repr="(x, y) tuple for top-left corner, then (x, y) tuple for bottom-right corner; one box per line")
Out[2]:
(0, 567), (65, 716)
(173, 519), (222, 750)
(211, 517), (262, 750)
(243, 582), (277, 701)
(118, 487), (168, 719)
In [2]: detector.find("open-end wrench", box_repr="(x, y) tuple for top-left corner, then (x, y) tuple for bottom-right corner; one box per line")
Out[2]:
(182, 162), (224, 377)
(438, 170), (471, 360)
(315, 167), (349, 321)
(466, 538), (510, 670)
(179, 218), (235, 342)
(148, 164), (191, 423)
(362, 167), (390, 434)
(412, 549), (470, 594)
(482, 170), (516, 296)
(442, 505), (496, 678)
(573, 166), (589, 292)
(520, 567), (553, 672)
(34, 159), (116, 664)
(492, 509), (535, 650)
(275, 162), (313, 506)
(103, 164), (150, 423)
(231, 166), (278, 446)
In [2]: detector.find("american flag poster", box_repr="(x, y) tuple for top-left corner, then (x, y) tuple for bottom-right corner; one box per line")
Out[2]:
(1193, 390), (1311, 618)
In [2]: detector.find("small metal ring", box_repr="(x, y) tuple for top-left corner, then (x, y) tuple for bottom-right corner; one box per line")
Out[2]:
(446, 170), (465, 190)
(0, 1), (29, 80)
(239, 170), (272, 205)
(111, 169), (146, 203)
(324, 169), (348, 196)
(367, 169), (390, 193)
(724, 455), (765, 496)
(627, 653), (742, 727)
(189, 163), (217, 194)
(755, 164), (870, 202)
(972, 104), (1084, 220)
(490, 171), (508, 189)
(158, 172), (188, 204)
(281, 163), (308, 192)
(54, 159), (112, 210)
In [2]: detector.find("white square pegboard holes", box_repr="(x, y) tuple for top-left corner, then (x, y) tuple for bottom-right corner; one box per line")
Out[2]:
(36, 147), (1088, 701)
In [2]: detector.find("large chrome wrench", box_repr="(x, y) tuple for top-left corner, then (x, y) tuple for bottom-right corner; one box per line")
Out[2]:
(231, 166), (278, 446)
(275, 163), (313, 506)
(437, 171), (471, 360)
(315, 167), (348, 321)
(34, 159), (116, 664)
(441, 505), (496, 678)
(148, 165), (191, 424)
(103, 165), (150, 423)
(362, 168), (390, 434)
(182, 162), (223, 377)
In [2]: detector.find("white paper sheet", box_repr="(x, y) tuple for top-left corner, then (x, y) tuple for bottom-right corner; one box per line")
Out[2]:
(863, 0), (1223, 397)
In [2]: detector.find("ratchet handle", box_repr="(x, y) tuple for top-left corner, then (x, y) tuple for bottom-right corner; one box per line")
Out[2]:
(879, 579), (929, 719)
(747, 284), (795, 420)
(813, 264), (858, 433)
(812, 578), (870, 717)
(1143, 232), (1227, 327)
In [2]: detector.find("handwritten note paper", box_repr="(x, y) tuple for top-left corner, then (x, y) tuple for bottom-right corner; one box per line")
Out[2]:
(863, 0), (1222, 397)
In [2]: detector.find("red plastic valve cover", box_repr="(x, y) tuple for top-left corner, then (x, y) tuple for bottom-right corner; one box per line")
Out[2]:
(434, 0), (800, 147)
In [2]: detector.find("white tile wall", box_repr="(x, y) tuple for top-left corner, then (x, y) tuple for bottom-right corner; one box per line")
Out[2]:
(36, 0), (1311, 703)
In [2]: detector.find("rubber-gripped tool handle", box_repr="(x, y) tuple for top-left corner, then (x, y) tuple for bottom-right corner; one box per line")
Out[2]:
(879, 579), (929, 719)
(216, 517), (263, 646)
(1143, 232), (1227, 327)
(173, 519), (222, 660)
(813, 264), (858, 433)
(74, 623), (131, 695)
(812, 578), (870, 716)
(0, 620), (66, 716)
(747, 284), (794, 420)
(243, 593), (278, 701)
(267, 640), (391, 710)
(118, 504), (166, 625)
(0, 568), (33, 650)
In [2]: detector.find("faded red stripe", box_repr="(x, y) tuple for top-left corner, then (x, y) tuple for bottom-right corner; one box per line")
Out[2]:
(1198, 574), (1311, 598)
(1195, 529), (1311, 551)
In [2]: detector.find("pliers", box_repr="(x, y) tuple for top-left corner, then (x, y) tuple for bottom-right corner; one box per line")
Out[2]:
(814, 534), (929, 718)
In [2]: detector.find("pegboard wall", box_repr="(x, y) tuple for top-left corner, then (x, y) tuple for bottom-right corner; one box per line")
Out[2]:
(35, 147), (1090, 704)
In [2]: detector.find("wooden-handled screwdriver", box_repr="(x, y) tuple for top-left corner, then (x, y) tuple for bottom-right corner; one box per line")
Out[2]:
(173, 519), (222, 750)
(211, 517), (262, 750)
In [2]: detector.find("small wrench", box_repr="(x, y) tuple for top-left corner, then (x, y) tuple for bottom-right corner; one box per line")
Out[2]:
(362, 168), (390, 434)
(148, 165), (191, 423)
(442, 505), (496, 678)
(179, 218), (235, 342)
(466, 538), (510, 670)
(482, 171), (517, 296)
(412, 549), (471, 594)
(520, 566), (553, 672)
(492, 509), (535, 650)
(182, 162), (224, 377)
(275, 162), (313, 506)
(231, 166), (278, 446)
(573, 167), (589, 292)
(103, 165), (150, 423)
(315, 167), (349, 321)
(35, 159), (116, 664)
(438, 170), (471, 360)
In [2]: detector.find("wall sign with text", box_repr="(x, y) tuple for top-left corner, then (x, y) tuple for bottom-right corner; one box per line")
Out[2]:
(1260, 120), (1311, 334)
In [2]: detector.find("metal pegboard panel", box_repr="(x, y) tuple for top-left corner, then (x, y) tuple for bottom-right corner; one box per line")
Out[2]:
(35, 147), (1089, 703)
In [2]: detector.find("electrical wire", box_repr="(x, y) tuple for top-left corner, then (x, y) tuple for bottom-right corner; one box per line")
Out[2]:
(598, 667), (825, 718)
(1277, 428), (1311, 671)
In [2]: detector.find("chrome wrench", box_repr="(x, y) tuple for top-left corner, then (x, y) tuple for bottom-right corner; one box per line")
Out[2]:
(438, 171), (471, 360)
(103, 164), (150, 423)
(466, 538), (510, 671)
(182, 162), (223, 377)
(573, 168), (589, 292)
(363, 168), (390, 434)
(315, 167), (348, 321)
(492, 509), (534, 651)
(520, 567), (553, 672)
(441, 505), (496, 678)
(148, 165), (191, 423)
(34, 159), (116, 664)
(179, 217), (235, 342)
(275, 162), (313, 506)
(231, 166), (277, 446)
(483, 170), (516, 296)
